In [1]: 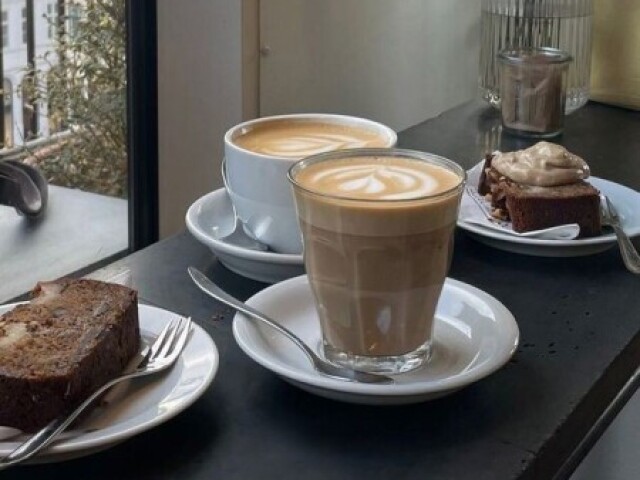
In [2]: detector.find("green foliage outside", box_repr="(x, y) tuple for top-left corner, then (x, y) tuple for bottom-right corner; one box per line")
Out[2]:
(21, 0), (127, 197)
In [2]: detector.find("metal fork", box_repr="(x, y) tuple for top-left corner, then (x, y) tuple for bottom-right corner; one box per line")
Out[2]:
(0, 316), (193, 470)
(600, 194), (640, 274)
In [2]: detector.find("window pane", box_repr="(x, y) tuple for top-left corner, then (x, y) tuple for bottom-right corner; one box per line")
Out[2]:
(2, 10), (9, 48)
(0, 0), (129, 301)
(21, 7), (26, 44)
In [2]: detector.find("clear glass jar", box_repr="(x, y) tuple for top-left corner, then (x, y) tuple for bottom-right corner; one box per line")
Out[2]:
(479, 0), (593, 114)
(499, 47), (571, 137)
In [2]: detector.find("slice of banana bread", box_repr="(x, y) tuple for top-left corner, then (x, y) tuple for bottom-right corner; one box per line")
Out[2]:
(0, 279), (140, 432)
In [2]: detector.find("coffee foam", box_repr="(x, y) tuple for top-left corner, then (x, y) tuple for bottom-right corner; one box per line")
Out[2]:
(292, 156), (463, 236)
(251, 132), (376, 158)
(295, 156), (459, 200)
(303, 163), (439, 200)
(234, 121), (387, 158)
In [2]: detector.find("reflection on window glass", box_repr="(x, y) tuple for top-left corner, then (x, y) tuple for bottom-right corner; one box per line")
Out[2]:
(0, 0), (129, 302)
(2, 10), (9, 47)
(3, 79), (13, 147)
(46, 3), (55, 39)
(16, 0), (127, 196)
(68, 2), (80, 37)
(21, 80), (37, 140)
(21, 7), (26, 44)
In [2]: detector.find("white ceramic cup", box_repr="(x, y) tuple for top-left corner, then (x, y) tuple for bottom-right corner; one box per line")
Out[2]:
(223, 114), (397, 254)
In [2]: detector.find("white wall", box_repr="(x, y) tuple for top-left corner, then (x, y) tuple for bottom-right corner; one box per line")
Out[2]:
(157, 0), (243, 237)
(156, 0), (481, 237)
(260, 0), (481, 132)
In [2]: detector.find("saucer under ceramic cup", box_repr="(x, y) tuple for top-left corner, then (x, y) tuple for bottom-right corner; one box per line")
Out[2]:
(186, 188), (305, 284)
(223, 113), (397, 254)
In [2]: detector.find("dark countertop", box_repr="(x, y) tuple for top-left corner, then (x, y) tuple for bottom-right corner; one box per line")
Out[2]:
(400, 100), (640, 188)
(6, 101), (640, 480)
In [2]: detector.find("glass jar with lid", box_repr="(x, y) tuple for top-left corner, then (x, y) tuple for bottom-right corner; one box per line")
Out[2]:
(479, 0), (593, 114)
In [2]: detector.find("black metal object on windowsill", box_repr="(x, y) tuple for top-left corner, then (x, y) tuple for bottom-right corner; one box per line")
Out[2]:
(0, 161), (48, 218)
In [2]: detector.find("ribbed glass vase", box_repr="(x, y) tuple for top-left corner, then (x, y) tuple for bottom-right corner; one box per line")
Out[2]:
(479, 0), (593, 113)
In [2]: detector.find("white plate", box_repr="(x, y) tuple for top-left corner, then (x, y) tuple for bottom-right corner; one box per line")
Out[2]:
(232, 275), (519, 405)
(186, 188), (304, 283)
(0, 303), (219, 463)
(458, 176), (640, 257)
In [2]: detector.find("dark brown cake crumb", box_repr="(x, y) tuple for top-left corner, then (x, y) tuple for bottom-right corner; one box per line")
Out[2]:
(0, 279), (140, 432)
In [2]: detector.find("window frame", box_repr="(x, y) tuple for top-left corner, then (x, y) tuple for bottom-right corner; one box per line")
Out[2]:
(126, 0), (159, 251)
(46, 3), (55, 39)
(2, 10), (8, 47)
(0, 0), (159, 303)
(21, 6), (26, 44)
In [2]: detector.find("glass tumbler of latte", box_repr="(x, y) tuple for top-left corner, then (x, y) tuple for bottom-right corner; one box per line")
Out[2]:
(288, 148), (465, 374)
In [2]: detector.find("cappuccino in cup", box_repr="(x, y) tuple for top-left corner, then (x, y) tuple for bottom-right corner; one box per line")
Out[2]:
(233, 119), (388, 158)
(224, 115), (397, 254)
(289, 149), (465, 374)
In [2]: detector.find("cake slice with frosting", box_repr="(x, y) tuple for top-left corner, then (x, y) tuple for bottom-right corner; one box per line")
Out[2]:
(479, 142), (601, 237)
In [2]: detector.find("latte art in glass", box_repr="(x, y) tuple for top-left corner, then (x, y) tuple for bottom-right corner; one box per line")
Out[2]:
(295, 156), (461, 200)
(289, 150), (465, 373)
(233, 121), (388, 158)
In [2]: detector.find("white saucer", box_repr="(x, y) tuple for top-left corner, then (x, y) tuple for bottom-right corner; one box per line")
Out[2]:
(186, 188), (304, 283)
(0, 303), (219, 463)
(232, 275), (519, 405)
(458, 176), (640, 257)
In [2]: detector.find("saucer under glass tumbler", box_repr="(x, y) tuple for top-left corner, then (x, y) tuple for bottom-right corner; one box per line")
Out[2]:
(499, 47), (571, 137)
(288, 148), (465, 375)
(479, 0), (593, 114)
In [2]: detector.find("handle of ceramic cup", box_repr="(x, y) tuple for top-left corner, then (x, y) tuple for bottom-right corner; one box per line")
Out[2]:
(220, 157), (231, 193)
(220, 157), (253, 233)
(220, 157), (241, 220)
